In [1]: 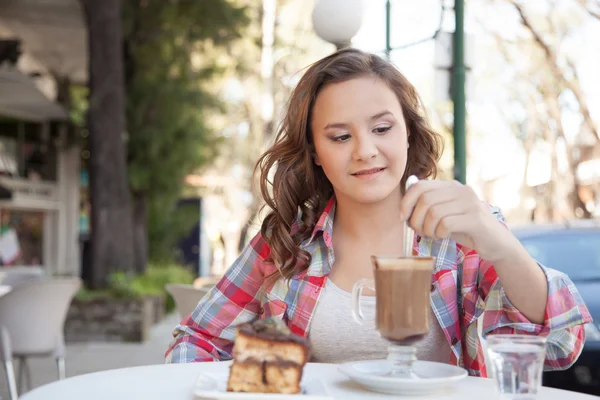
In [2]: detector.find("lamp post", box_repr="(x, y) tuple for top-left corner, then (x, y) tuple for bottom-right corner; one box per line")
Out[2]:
(385, 0), (467, 184)
(385, 0), (392, 59)
(451, 0), (466, 185)
(312, 0), (363, 50)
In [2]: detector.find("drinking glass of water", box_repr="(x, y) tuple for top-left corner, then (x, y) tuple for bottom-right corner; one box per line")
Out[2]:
(486, 334), (547, 399)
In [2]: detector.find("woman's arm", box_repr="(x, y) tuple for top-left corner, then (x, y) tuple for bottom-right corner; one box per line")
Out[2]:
(474, 207), (591, 370)
(401, 180), (549, 323)
(165, 232), (271, 363)
(477, 211), (548, 323)
(401, 180), (592, 370)
(479, 257), (591, 370)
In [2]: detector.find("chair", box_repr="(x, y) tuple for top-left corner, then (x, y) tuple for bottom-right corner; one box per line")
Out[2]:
(0, 277), (81, 399)
(165, 284), (210, 319)
(0, 267), (45, 287)
(192, 275), (221, 290)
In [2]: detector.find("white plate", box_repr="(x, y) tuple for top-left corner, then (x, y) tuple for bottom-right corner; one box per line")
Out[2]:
(338, 360), (468, 396)
(193, 371), (334, 400)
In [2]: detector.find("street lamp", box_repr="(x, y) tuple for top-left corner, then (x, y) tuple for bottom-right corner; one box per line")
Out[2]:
(312, 0), (363, 50)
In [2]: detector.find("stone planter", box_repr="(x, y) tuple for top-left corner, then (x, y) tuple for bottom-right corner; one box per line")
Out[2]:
(65, 294), (165, 343)
(151, 294), (166, 324)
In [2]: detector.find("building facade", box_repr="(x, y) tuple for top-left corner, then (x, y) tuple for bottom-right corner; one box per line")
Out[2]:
(0, 0), (86, 277)
(0, 112), (80, 277)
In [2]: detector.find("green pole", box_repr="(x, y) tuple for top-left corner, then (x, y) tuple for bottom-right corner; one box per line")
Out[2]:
(452, 0), (467, 184)
(385, 0), (391, 60)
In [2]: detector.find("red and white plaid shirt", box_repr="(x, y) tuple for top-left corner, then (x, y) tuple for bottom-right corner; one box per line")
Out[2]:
(166, 198), (592, 376)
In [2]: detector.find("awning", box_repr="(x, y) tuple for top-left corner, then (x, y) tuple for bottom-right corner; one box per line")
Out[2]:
(0, 67), (68, 121)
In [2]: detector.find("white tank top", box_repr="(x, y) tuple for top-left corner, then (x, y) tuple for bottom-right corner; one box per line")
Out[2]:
(309, 279), (451, 364)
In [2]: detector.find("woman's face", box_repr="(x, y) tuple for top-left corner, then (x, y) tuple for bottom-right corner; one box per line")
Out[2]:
(311, 76), (409, 205)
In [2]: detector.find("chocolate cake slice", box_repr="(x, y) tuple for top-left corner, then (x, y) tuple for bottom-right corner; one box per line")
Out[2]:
(226, 318), (310, 394)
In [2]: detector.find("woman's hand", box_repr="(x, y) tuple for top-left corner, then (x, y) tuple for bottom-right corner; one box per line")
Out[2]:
(399, 179), (516, 263)
(400, 179), (549, 323)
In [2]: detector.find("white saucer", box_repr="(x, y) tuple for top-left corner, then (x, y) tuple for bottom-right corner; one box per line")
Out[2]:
(193, 371), (334, 399)
(338, 360), (468, 396)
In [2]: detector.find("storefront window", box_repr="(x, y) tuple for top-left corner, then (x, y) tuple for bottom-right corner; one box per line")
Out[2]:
(0, 126), (58, 182)
(0, 136), (18, 177)
(0, 208), (44, 266)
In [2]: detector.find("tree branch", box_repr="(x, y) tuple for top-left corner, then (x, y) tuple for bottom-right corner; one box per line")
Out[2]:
(509, 0), (600, 144)
(577, 0), (600, 20)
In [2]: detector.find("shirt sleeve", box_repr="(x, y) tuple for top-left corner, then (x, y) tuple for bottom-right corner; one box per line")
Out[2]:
(477, 206), (593, 371)
(165, 232), (271, 363)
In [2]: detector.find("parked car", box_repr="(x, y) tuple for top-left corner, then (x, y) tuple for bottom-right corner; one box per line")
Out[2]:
(514, 221), (600, 396)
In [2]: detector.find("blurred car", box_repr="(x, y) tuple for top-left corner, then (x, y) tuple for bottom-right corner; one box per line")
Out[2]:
(513, 221), (600, 396)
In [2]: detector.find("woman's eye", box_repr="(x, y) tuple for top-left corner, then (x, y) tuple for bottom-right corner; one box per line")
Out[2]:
(373, 126), (392, 134)
(332, 134), (351, 142)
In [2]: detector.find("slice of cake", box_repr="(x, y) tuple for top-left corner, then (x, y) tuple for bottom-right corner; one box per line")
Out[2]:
(227, 318), (310, 394)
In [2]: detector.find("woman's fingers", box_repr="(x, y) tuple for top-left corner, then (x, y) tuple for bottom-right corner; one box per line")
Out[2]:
(400, 180), (456, 221)
(415, 199), (469, 239)
(410, 195), (453, 236)
(406, 183), (464, 234)
(401, 180), (488, 244)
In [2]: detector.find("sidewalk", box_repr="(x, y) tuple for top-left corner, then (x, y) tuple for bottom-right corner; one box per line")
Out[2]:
(0, 313), (181, 398)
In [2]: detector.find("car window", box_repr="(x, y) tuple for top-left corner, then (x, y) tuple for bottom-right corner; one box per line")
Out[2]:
(518, 231), (600, 281)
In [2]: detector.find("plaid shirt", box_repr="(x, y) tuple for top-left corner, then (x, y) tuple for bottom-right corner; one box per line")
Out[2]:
(166, 198), (592, 376)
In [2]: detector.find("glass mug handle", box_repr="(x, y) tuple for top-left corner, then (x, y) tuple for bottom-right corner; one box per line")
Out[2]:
(351, 278), (375, 329)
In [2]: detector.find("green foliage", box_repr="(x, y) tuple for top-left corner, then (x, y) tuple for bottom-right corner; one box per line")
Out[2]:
(76, 263), (195, 313)
(147, 200), (200, 263)
(75, 287), (112, 302)
(69, 85), (89, 128)
(133, 263), (196, 312)
(123, 0), (249, 262)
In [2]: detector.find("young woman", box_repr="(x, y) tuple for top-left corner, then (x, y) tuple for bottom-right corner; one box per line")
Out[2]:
(166, 49), (591, 377)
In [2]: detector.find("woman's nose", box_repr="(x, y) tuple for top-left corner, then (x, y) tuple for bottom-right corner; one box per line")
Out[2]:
(352, 134), (378, 161)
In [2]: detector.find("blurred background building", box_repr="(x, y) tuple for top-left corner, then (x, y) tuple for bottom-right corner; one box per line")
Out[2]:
(0, 0), (82, 276)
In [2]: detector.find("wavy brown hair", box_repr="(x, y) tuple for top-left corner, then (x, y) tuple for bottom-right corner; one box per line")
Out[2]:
(255, 48), (443, 283)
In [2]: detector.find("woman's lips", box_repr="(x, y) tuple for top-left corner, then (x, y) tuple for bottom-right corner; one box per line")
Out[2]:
(351, 167), (386, 179)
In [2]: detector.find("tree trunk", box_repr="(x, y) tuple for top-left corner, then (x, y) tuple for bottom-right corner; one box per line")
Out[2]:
(81, 0), (135, 289)
(133, 192), (148, 274)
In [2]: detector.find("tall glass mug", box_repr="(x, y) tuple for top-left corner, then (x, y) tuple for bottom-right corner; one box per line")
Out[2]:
(352, 255), (435, 378)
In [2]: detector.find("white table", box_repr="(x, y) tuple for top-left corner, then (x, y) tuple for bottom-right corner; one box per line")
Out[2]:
(19, 361), (596, 400)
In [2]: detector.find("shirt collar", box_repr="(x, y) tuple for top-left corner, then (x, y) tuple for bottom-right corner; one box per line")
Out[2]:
(307, 196), (336, 246)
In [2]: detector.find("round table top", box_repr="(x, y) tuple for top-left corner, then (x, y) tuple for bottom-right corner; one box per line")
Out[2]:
(20, 361), (596, 400)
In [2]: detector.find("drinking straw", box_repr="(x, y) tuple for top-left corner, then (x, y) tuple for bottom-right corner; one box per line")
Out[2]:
(404, 175), (419, 257)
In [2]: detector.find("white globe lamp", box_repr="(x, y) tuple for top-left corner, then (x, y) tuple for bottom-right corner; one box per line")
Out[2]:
(312, 0), (363, 50)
